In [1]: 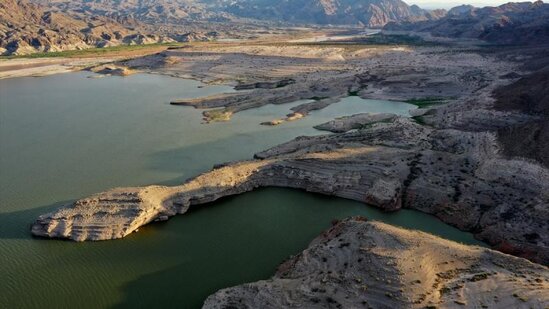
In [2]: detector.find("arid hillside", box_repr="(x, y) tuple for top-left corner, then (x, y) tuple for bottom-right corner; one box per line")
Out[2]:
(0, 0), (219, 55)
(386, 1), (549, 44)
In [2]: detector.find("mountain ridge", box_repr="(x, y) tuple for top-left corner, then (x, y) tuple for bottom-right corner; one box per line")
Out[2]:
(0, 0), (219, 55)
(31, 0), (444, 27)
(219, 0), (443, 27)
(385, 0), (549, 44)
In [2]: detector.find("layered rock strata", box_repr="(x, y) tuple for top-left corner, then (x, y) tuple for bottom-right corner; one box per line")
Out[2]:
(32, 113), (549, 264)
(31, 41), (549, 266)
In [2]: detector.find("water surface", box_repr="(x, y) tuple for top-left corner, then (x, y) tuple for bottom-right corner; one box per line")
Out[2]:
(0, 72), (483, 309)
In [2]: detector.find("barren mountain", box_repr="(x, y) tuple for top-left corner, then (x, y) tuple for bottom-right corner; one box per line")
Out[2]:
(385, 0), (549, 44)
(220, 0), (445, 27)
(1, 0), (450, 56)
(31, 0), (232, 24)
(0, 0), (218, 55)
(32, 0), (445, 28)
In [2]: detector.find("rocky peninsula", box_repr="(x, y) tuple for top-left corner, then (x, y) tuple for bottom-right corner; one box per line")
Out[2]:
(31, 109), (549, 264)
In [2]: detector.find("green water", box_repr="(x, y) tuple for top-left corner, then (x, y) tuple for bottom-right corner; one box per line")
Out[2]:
(0, 72), (484, 309)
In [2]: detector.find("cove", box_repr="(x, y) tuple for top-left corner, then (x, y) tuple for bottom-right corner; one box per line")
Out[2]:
(0, 72), (483, 309)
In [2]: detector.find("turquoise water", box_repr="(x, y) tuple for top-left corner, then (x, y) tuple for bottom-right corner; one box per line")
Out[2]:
(0, 72), (483, 309)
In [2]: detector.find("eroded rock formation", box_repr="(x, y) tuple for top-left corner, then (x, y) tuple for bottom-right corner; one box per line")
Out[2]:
(32, 113), (549, 264)
(30, 35), (549, 266)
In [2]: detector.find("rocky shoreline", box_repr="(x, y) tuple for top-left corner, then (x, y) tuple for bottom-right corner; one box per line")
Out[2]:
(31, 110), (549, 265)
(31, 42), (549, 266)
(25, 38), (549, 309)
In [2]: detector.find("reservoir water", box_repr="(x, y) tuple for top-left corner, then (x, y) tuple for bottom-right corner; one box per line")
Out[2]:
(0, 72), (484, 308)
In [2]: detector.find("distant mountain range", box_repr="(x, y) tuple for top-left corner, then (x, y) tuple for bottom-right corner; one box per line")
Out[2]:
(0, 0), (219, 55)
(385, 1), (549, 44)
(2, 0), (549, 55)
(30, 0), (232, 24)
(29, 0), (446, 27)
(1, 0), (448, 55)
(216, 0), (446, 27)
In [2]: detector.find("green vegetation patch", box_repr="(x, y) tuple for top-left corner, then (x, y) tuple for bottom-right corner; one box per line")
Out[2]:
(1, 42), (188, 59)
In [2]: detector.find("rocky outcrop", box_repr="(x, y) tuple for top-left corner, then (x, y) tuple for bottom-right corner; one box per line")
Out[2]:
(314, 112), (397, 132)
(160, 43), (500, 123)
(32, 161), (270, 241)
(204, 217), (549, 308)
(169, 76), (354, 123)
(260, 97), (345, 126)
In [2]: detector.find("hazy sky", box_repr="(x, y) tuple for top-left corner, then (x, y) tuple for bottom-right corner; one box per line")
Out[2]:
(408, 0), (520, 9)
